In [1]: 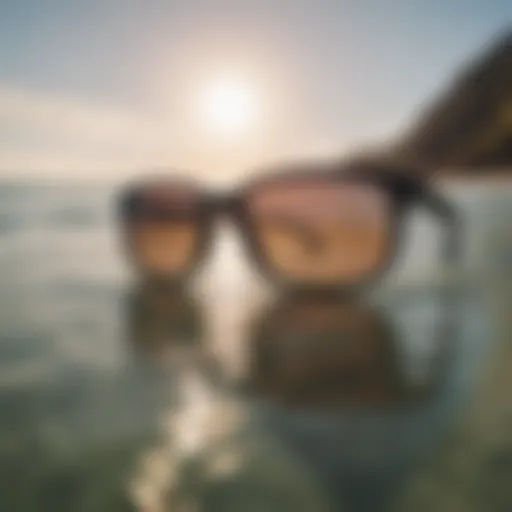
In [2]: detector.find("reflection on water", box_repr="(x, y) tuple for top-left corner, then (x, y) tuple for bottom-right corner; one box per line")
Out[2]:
(0, 182), (507, 511)
(124, 281), (485, 512)
(127, 283), (331, 512)
(244, 291), (477, 512)
(248, 294), (452, 409)
(126, 282), (203, 365)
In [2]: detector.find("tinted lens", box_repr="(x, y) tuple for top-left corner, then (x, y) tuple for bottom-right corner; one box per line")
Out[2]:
(121, 182), (202, 277)
(248, 179), (391, 283)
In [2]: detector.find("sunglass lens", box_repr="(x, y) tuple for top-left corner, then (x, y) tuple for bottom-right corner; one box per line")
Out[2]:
(120, 182), (202, 278)
(248, 179), (391, 284)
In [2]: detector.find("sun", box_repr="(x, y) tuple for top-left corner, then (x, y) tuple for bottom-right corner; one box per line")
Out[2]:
(197, 73), (259, 137)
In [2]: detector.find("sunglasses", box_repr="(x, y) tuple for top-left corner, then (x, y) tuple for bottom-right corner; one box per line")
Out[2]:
(118, 161), (459, 291)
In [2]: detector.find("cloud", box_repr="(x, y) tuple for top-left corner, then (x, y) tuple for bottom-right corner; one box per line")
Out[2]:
(0, 85), (179, 177)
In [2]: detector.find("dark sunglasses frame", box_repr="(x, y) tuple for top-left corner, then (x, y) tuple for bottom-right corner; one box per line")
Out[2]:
(118, 161), (460, 293)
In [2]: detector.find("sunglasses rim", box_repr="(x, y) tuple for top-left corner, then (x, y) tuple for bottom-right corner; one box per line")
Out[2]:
(238, 182), (397, 291)
(118, 164), (435, 291)
(118, 176), (213, 282)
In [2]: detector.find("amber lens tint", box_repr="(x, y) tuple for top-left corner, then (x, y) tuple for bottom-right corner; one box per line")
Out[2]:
(247, 179), (391, 283)
(121, 182), (202, 277)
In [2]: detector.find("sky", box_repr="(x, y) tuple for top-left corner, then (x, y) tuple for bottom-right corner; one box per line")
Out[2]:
(0, 0), (510, 180)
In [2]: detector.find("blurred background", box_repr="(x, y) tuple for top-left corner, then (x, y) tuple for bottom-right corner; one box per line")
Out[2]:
(0, 1), (511, 511)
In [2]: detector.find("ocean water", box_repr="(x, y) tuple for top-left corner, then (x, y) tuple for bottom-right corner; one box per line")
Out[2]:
(0, 180), (510, 511)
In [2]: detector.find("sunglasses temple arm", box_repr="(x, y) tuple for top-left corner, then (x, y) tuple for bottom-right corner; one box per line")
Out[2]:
(420, 188), (462, 269)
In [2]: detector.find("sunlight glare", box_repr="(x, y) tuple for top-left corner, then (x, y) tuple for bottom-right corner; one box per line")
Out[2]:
(198, 74), (259, 137)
